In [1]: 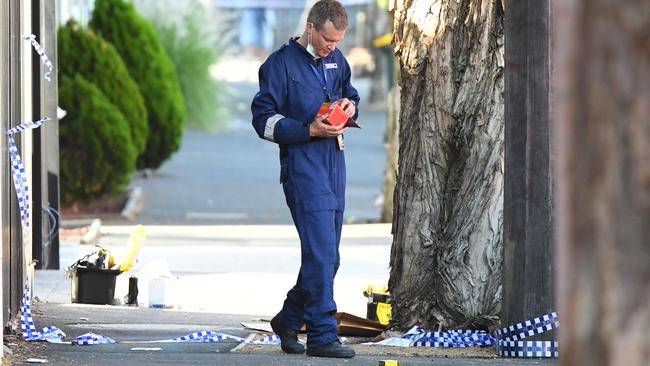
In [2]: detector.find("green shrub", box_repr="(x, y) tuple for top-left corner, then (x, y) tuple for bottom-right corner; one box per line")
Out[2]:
(59, 74), (137, 206)
(58, 20), (149, 155)
(90, 0), (186, 169)
(155, 11), (225, 131)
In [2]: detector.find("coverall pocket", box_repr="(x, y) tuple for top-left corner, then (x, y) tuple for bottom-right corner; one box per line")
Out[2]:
(302, 193), (338, 213)
(290, 77), (319, 97)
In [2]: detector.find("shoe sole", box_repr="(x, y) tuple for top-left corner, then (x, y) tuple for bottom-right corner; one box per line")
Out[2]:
(306, 351), (356, 358)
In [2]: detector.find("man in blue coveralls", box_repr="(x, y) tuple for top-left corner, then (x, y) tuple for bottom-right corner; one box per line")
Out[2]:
(251, 0), (359, 359)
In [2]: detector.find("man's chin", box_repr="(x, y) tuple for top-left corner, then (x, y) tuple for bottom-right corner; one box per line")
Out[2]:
(319, 51), (331, 57)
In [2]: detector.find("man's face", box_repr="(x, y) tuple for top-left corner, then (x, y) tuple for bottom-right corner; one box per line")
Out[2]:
(308, 20), (346, 57)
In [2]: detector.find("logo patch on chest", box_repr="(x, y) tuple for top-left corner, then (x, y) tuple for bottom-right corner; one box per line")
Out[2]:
(324, 63), (338, 69)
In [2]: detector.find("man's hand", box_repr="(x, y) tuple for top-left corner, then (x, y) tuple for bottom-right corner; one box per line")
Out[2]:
(309, 113), (348, 138)
(336, 98), (356, 117)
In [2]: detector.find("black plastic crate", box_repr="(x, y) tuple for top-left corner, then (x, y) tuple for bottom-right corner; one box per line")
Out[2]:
(70, 267), (122, 305)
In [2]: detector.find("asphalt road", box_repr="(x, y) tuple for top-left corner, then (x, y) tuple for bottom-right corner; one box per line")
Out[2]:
(128, 80), (388, 225)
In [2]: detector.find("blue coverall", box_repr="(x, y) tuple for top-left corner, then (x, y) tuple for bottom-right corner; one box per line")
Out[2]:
(251, 37), (360, 347)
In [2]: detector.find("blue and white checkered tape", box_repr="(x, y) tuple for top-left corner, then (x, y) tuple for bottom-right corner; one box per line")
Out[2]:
(7, 117), (51, 236)
(494, 312), (559, 358)
(495, 311), (558, 341)
(396, 312), (558, 358)
(497, 340), (559, 358)
(23, 34), (53, 81)
(20, 281), (66, 343)
(401, 326), (496, 348)
(171, 331), (279, 345)
(8, 35), (52, 235)
(73, 333), (116, 346)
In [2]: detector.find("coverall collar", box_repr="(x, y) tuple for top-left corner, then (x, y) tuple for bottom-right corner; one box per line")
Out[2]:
(290, 37), (321, 64)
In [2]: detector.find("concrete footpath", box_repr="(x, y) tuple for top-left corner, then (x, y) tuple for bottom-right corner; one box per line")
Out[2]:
(6, 224), (556, 365)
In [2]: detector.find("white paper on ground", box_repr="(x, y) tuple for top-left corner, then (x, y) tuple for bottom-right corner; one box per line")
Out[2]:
(362, 337), (411, 347)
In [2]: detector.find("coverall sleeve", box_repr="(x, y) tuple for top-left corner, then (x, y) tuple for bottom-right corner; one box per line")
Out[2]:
(341, 57), (361, 121)
(251, 58), (310, 144)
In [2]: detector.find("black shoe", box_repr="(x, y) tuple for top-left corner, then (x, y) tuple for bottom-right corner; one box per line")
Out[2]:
(270, 313), (305, 354)
(306, 340), (355, 358)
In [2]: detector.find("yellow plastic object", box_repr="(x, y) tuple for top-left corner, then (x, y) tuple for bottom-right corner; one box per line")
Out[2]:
(364, 284), (392, 325)
(377, 302), (392, 326)
(119, 225), (146, 272)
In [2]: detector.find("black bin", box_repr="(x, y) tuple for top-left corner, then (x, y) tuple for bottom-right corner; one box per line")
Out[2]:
(366, 293), (390, 321)
(70, 267), (122, 305)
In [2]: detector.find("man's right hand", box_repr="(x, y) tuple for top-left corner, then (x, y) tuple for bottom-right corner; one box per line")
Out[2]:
(309, 113), (348, 138)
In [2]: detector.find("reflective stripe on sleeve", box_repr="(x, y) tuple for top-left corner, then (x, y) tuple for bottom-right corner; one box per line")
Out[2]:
(264, 114), (284, 142)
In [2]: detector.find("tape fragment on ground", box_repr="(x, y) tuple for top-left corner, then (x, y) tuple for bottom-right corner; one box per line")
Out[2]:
(22, 279), (279, 346)
(366, 312), (559, 358)
(21, 282), (66, 343)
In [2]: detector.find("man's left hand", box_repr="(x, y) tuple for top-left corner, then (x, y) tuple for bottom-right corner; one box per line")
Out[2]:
(337, 98), (356, 117)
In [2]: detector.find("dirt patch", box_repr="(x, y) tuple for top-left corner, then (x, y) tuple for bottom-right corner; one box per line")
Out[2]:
(59, 225), (94, 243)
(60, 193), (128, 221)
(2, 334), (46, 365)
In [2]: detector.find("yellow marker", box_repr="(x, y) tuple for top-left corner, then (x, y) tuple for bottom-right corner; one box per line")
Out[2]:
(119, 225), (146, 272)
(379, 361), (399, 366)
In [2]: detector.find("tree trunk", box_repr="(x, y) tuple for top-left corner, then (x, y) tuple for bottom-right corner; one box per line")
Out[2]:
(380, 86), (400, 223)
(389, 0), (504, 330)
(555, 0), (650, 365)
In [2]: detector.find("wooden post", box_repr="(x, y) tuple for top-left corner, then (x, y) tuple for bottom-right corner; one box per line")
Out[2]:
(503, 0), (555, 339)
(555, 0), (650, 364)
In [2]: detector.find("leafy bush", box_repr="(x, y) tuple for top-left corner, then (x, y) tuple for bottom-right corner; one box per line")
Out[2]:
(90, 0), (186, 169)
(155, 10), (225, 131)
(58, 20), (149, 155)
(59, 74), (137, 206)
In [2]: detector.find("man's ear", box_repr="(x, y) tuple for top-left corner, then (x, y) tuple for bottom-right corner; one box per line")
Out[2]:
(306, 22), (314, 34)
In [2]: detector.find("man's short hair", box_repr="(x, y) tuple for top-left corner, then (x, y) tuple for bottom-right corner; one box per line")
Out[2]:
(307, 0), (349, 31)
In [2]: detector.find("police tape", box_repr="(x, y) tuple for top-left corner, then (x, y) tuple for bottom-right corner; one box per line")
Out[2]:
(402, 327), (496, 348)
(494, 312), (559, 358)
(20, 282), (66, 343)
(7, 117), (51, 236)
(7, 35), (53, 237)
(73, 333), (116, 346)
(23, 34), (53, 81)
(388, 312), (559, 358)
(21, 280), (280, 346)
(169, 331), (279, 345)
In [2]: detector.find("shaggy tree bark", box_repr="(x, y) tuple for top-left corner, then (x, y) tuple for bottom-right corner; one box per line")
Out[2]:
(389, 0), (504, 330)
(380, 86), (400, 223)
(555, 0), (650, 365)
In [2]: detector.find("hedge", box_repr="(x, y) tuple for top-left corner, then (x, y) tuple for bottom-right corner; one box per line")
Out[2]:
(59, 74), (137, 205)
(58, 20), (149, 155)
(90, 0), (186, 169)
